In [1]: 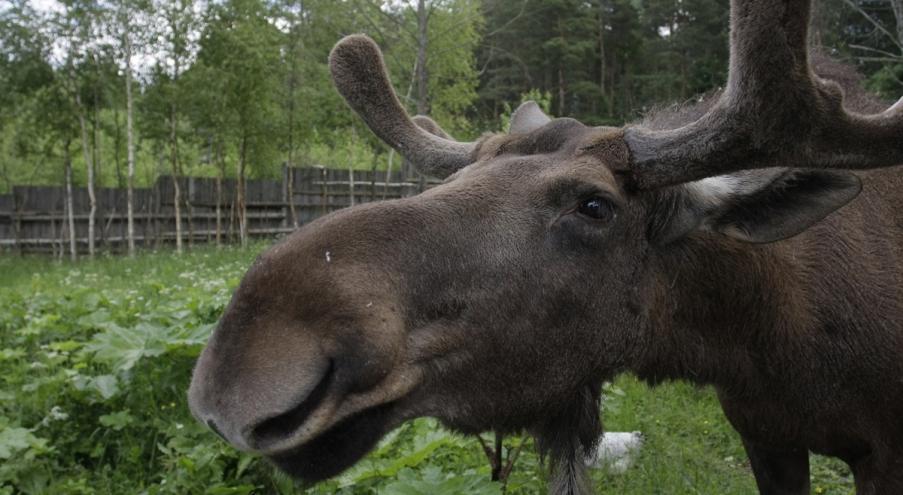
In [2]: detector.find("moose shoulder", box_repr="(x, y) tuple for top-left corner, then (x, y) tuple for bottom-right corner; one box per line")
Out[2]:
(188, 1), (903, 493)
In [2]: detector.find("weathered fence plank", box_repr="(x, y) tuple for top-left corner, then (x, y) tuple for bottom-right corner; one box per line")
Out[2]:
(0, 166), (439, 254)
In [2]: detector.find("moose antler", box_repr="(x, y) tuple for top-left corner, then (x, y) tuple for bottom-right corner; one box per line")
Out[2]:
(329, 35), (477, 178)
(623, 0), (903, 190)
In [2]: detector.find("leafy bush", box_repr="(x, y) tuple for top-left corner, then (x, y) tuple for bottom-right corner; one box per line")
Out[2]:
(0, 247), (517, 495)
(0, 246), (854, 494)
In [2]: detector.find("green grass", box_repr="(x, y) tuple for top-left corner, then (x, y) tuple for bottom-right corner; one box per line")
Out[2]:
(0, 245), (855, 494)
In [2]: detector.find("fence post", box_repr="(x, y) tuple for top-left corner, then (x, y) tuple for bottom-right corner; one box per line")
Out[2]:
(383, 151), (394, 200)
(319, 166), (327, 215)
(186, 176), (195, 248)
(153, 178), (161, 248)
(3, 164), (396, 254)
(281, 164), (289, 229)
(12, 188), (23, 256)
(348, 165), (355, 207)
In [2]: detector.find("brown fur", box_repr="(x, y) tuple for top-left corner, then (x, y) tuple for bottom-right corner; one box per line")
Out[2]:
(189, 129), (902, 495)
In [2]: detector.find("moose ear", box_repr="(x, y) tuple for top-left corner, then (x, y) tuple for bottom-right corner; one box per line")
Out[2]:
(509, 101), (551, 134)
(707, 170), (862, 243)
(411, 115), (452, 139)
(657, 169), (862, 244)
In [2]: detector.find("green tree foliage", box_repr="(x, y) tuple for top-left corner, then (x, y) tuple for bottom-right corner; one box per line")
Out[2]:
(0, 2), (73, 190)
(193, 0), (283, 179)
(476, 0), (728, 126)
(0, 0), (899, 194)
(374, 0), (484, 137)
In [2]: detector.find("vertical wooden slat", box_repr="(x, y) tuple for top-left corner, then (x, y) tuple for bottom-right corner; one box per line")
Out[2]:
(0, 167), (438, 253)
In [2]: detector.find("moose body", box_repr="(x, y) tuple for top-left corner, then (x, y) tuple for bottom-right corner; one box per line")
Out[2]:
(637, 166), (903, 492)
(189, 1), (903, 493)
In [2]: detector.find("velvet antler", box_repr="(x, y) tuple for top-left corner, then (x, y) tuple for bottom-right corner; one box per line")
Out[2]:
(329, 35), (476, 178)
(623, 0), (903, 189)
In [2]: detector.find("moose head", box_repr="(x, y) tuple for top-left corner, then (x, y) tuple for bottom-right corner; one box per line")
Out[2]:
(189, 1), (903, 493)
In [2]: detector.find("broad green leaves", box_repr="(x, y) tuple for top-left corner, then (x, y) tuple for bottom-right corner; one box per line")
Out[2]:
(98, 410), (135, 431)
(0, 248), (251, 493)
(86, 322), (167, 372)
(0, 420), (49, 461)
(382, 466), (501, 495)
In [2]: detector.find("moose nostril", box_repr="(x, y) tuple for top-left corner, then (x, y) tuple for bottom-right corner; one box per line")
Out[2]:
(249, 360), (335, 449)
(207, 419), (228, 441)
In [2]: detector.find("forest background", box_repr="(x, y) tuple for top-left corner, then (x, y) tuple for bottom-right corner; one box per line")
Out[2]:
(2, 0), (902, 210)
(2, 2), (903, 494)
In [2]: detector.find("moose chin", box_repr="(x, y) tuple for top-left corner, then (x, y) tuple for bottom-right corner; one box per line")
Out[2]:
(189, 1), (903, 493)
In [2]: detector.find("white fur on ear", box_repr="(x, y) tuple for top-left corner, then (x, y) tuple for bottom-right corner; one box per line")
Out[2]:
(684, 168), (787, 210)
(679, 168), (862, 244)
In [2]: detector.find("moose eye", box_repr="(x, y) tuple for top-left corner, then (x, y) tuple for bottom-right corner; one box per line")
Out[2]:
(576, 197), (614, 221)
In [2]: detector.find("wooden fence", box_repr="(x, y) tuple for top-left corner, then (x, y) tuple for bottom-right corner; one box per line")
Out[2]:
(0, 166), (439, 255)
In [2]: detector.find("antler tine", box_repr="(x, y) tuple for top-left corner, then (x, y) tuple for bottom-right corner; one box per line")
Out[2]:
(623, 0), (903, 190)
(329, 35), (476, 178)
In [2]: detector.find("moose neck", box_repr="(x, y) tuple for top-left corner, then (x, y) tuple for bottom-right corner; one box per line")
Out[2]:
(636, 234), (811, 392)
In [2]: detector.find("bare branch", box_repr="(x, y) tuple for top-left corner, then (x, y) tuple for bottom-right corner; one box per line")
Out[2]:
(854, 55), (903, 63)
(848, 43), (903, 59)
(842, 0), (903, 54)
(486, 0), (529, 37)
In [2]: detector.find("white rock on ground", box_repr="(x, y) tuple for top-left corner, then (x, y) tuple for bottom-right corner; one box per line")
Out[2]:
(585, 431), (644, 474)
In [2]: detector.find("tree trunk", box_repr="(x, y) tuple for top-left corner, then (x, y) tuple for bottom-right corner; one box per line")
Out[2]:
(237, 134), (248, 247)
(558, 64), (566, 116)
(215, 140), (224, 247)
(91, 51), (103, 249)
(412, 0), (430, 186)
(287, 24), (299, 229)
(608, 54), (616, 116)
(75, 93), (97, 258)
(125, 26), (136, 256)
(809, 0), (825, 46)
(113, 104), (124, 188)
(170, 103), (183, 254)
(92, 65), (102, 187)
(64, 139), (77, 261)
(415, 0), (430, 116)
(598, 0), (606, 97)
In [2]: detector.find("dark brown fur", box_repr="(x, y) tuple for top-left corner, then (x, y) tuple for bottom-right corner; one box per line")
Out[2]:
(189, 127), (902, 495)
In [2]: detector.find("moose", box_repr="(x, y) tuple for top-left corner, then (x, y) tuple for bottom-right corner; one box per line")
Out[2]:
(188, 0), (903, 493)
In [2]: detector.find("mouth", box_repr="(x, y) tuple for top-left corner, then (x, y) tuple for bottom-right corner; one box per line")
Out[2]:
(267, 402), (397, 482)
(245, 362), (423, 481)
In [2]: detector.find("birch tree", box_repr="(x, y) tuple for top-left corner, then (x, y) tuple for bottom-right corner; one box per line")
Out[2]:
(195, 0), (282, 247)
(152, 0), (198, 254)
(51, 0), (104, 257)
(113, 0), (148, 256)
